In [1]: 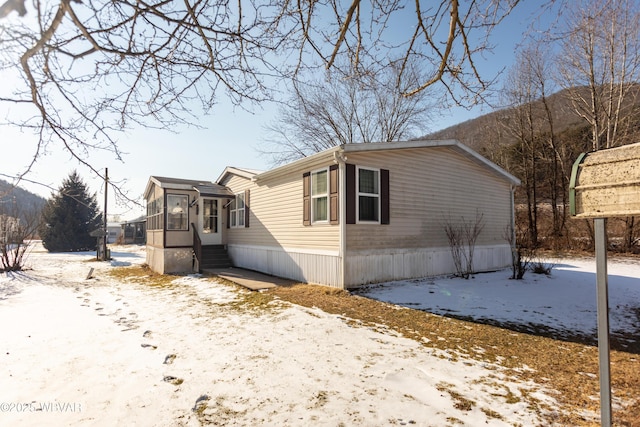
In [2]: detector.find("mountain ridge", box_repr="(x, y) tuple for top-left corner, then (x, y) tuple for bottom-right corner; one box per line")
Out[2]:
(0, 179), (47, 222)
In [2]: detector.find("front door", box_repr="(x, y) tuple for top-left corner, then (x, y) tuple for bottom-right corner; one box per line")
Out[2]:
(198, 198), (221, 245)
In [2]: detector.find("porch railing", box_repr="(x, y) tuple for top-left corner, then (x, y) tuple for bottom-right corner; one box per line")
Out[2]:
(192, 223), (202, 272)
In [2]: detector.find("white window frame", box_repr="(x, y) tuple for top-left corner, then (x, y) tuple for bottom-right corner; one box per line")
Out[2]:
(311, 168), (329, 223)
(356, 166), (381, 224)
(230, 193), (245, 228)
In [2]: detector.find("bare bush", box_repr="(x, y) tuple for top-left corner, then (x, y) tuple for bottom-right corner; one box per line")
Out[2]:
(444, 212), (485, 279)
(529, 258), (554, 276)
(0, 207), (40, 272)
(504, 222), (556, 279)
(503, 223), (531, 279)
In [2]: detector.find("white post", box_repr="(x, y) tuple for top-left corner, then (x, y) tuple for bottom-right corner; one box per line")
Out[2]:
(336, 152), (347, 289)
(594, 218), (612, 426)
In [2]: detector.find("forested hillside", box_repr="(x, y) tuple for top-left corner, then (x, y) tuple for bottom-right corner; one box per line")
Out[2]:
(425, 88), (592, 154)
(0, 179), (46, 226)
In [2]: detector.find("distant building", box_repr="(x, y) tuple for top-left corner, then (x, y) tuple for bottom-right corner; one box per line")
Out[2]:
(107, 222), (123, 244)
(121, 217), (146, 245)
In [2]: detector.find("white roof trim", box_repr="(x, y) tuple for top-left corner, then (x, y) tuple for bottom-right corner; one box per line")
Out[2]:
(216, 166), (262, 183)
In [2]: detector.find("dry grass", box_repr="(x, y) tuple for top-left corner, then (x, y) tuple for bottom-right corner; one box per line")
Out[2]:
(106, 264), (178, 288)
(266, 284), (640, 427)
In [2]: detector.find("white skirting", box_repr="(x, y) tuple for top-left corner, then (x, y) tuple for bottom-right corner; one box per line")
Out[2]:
(227, 243), (512, 289)
(227, 244), (343, 288)
(344, 244), (512, 287)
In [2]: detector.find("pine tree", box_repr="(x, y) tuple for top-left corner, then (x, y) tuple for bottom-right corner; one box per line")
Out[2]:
(39, 171), (103, 252)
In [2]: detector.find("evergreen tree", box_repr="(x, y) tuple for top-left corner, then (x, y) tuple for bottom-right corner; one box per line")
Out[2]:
(39, 171), (103, 252)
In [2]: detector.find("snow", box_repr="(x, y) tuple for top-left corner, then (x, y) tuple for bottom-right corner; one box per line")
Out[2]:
(1, 243), (637, 426)
(357, 257), (640, 349)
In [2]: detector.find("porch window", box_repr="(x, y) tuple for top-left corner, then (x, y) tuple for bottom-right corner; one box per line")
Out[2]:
(146, 196), (164, 230)
(167, 194), (188, 230)
(311, 169), (328, 222)
(357, 167), (380, 223)
(203, 199), (218, 233)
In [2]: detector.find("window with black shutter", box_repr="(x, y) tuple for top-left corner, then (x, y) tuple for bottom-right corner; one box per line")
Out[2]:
(345, 164), (389, 225)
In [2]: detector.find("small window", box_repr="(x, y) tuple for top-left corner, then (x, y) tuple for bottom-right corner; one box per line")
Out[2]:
(357, 167), (380, 223)
(167, 194), (189, 230)
(230, 193), (245, 228)
(311, 169), (328, 222)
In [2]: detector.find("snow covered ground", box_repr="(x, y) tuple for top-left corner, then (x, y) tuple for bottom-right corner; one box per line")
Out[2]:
(357, 257), (640, 351)
(1, 243), (637, 426)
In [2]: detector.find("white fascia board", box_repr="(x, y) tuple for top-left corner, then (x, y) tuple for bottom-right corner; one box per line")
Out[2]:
(252, 146), (342, 182)
(340, 139), (459, 153)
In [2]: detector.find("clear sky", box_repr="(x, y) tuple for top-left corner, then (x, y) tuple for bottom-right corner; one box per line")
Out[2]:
(1, 2), (548, 221)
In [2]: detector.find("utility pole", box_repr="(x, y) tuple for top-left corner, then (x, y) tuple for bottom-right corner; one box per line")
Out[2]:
(102, 168), (108, 261)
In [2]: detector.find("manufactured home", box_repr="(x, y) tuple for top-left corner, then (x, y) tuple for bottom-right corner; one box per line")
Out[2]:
(144, 140), (520, 288)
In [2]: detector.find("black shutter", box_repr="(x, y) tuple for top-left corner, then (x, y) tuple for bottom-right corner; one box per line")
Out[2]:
(381, 169), (390, 225)
(346, 163), (356, 224)
(302, 172), (311, 226)
(244, 189), (250, 228)
(329, 164), (339, 224)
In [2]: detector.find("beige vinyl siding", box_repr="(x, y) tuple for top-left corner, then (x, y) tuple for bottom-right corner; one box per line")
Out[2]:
(222, 156), (340, 252)
(346, 147), (513, 252)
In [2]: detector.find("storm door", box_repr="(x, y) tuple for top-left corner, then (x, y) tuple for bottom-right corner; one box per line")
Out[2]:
(199, 198), (221, 245)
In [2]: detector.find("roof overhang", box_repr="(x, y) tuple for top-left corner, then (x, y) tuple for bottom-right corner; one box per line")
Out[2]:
(144, 176), (234, 200)
(193, 184), (235, 198)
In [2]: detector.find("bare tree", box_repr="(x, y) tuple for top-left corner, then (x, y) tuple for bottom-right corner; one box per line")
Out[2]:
(556, 0), (640, 151)
(511, 43), (578, 243)
(0, 0), (528, 193)
(260, 62), (435, 165)
(555, 0), (640, 252)
(500, 50), (542, 247)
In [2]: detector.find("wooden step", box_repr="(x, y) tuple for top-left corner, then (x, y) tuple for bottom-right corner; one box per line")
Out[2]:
(199, 245), (232, 269)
